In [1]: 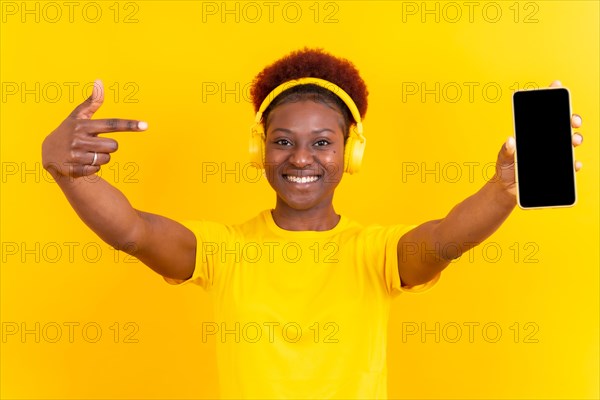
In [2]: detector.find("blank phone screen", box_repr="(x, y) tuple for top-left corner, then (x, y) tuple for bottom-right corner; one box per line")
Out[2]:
(513, 88), (576, 208)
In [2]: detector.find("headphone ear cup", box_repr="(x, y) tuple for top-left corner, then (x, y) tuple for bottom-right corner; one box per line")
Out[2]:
(249, 123), (265, 169)
(344, 130), (366, 174)
(343, 135), (355, 174)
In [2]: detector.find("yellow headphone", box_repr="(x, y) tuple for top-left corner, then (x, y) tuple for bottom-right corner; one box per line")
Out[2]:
(249, 77), (366, 174)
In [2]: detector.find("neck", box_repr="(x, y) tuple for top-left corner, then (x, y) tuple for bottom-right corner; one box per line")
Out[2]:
(271, 199), (340, 231)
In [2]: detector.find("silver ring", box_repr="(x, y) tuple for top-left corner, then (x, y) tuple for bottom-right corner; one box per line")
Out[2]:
(91, 152), (98, 166)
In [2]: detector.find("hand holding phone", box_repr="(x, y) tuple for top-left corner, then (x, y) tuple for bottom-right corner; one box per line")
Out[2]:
(512, 87), (578, 209)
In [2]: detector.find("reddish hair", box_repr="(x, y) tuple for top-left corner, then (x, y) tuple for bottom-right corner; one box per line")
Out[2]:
(250, 48), (368, 135)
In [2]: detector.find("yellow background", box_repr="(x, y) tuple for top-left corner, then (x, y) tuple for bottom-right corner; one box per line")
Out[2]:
(1, 1), (598, 398)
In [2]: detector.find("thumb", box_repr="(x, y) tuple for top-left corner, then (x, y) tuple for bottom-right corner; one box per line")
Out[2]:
(69, 79), (104, 119)
(497, 136), (516, 167)
(549, 80), (562, 88)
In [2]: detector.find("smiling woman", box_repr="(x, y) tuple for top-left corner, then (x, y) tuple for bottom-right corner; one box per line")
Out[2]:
(40, 47), (583, 399)
(265, 100), (345, 227)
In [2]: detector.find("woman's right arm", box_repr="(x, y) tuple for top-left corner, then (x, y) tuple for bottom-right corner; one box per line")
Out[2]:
(42, 80), (196, 281)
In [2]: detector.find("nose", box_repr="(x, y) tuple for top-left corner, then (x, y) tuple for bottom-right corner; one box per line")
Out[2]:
(288, 144), (314, 168)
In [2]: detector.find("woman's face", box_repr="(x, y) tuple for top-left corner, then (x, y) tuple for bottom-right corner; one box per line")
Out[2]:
(264, 100), (346, 212)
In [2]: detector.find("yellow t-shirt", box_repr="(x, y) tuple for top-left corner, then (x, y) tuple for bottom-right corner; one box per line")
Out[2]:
(165, 210), (440, 399)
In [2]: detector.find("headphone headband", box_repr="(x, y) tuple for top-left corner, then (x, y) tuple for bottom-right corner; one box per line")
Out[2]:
(254, 77), (363, 135)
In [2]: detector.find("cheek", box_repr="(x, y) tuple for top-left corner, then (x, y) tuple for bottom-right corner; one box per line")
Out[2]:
(263, 160), (280, 184)
(322, 147), (345, 179)
(263, 145), (283, 168)
(324, 150), (340, 165)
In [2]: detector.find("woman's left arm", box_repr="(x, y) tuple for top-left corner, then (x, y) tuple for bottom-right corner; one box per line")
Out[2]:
(397, 81), (584, 287)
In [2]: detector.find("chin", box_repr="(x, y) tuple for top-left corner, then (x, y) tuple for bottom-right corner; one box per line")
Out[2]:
(271, 183), (335, 211)
(277, 195), (318, 211)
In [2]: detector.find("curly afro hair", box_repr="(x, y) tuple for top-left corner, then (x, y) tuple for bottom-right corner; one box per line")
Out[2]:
(250, 47), (368, 137)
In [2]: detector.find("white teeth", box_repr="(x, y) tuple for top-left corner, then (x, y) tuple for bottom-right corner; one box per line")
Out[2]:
(285, 175), (320, 184)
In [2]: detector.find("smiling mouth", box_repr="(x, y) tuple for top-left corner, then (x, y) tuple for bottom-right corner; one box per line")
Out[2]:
(283, 175), (322, 184)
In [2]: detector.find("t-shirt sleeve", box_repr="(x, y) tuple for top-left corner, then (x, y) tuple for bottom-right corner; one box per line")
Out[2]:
(381, 224), (441, 295)
(162, 220), (232, 289)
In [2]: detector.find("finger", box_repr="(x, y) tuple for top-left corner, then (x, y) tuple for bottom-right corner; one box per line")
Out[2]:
(68, 150), (101, 165)
(572, 133), (583, 147)
(77, 118), (148, 135)
(87, 151), (111, 167)
(71, 164), (101, 178)
(76, 136), (120, 154)
(549, 80), (562, 88)
(497, 136), (516, 166)
(571, 114), (582, 128)
(70, 79), (105, 120)
(575, 161), (582, 172)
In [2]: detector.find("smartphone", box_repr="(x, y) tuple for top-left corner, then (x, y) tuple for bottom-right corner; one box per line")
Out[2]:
(512, 87), (577, 209)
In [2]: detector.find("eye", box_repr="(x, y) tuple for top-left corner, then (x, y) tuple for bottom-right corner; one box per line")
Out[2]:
(274, 138), (292, 146)
(314, 139), (330, 147)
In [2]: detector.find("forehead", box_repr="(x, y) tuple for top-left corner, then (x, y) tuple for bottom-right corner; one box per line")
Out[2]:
(265, 100), (345, 133)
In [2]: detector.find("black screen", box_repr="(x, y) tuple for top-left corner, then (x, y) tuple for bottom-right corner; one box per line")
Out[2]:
(513, 88), (576, 208)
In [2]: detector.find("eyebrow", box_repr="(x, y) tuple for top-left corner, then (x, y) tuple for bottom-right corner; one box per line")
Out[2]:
(270, 128), (336, 135)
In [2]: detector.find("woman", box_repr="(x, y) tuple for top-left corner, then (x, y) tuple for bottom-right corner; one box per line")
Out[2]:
(41, 48), (583, 398)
